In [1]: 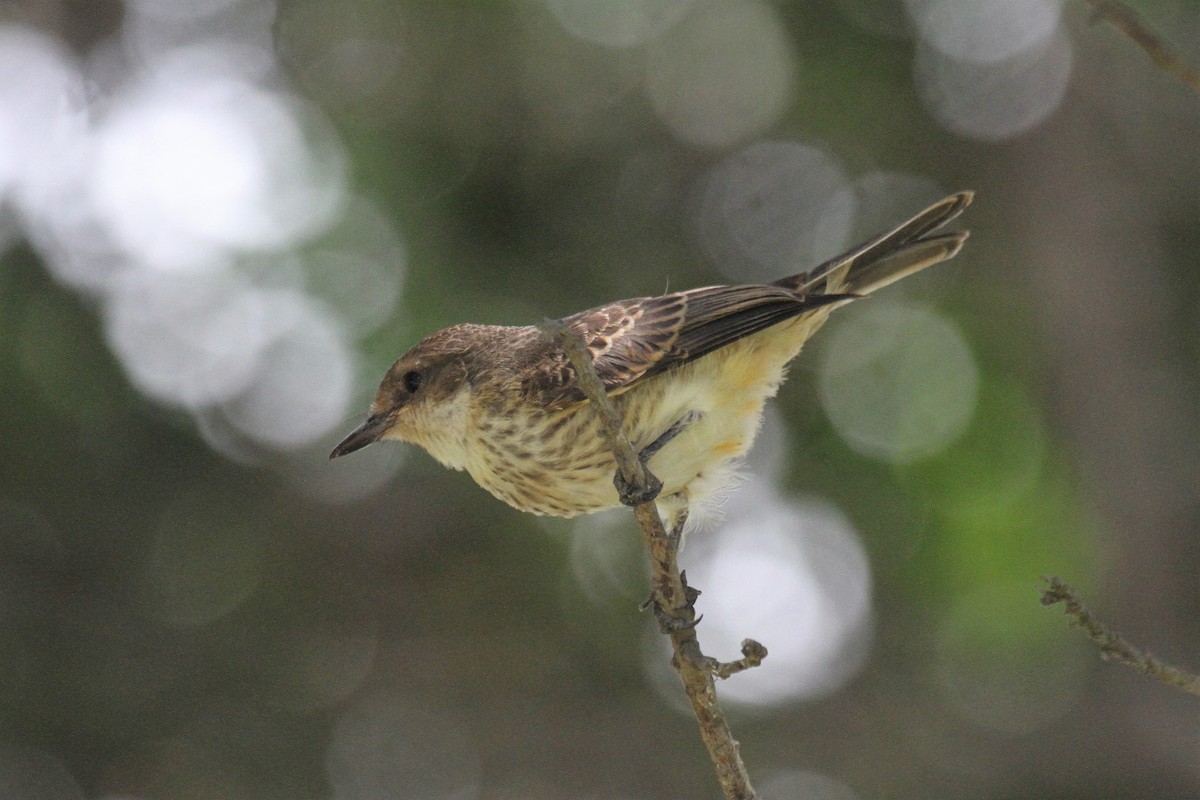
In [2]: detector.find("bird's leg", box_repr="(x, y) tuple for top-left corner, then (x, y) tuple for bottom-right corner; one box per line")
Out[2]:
(640, 410), (703, 463)
(665, 504), (689, 552)
(614, 410), (703, 507)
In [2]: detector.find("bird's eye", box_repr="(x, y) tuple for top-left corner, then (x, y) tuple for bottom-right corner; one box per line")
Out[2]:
(402, 370), (424, 393)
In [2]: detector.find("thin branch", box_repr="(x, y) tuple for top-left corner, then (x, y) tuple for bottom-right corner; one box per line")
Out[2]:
(541, 319), (761, 800)
(1083, 0), (1200, 96)
(1041, 576), (1200, 697)
(708, 640), (770, 681)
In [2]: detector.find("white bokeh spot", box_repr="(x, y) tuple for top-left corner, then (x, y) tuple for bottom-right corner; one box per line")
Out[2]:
(90, 69), (343, 270)
(217, 291), (355, 450)
(697, 141), (849, 284)
(914, 19), (1072, 142)
(907, 0), (1063, 64)
(645, 0), (795, 148)
(544, 0), (696, 48)
(819, 302), (979, 463)
(653, 485), (874, 706)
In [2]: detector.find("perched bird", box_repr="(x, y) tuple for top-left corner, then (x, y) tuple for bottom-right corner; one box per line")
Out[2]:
(331, 192), (972, 528)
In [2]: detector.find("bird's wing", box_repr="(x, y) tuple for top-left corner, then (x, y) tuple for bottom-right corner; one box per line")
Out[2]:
(526, 192), (971, 410)
(528, 285), (848, 409)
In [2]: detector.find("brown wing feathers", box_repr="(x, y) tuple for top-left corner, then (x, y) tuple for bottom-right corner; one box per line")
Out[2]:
(536, 286), (847, 407)
(665, 286), (847, 366)
(531, 192), (971, 409)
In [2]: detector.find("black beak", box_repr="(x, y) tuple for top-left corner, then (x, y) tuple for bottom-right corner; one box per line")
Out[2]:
(329, 413), (391, 459)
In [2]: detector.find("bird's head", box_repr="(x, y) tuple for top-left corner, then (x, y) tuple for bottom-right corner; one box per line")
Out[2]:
(330, 325), (482, 469)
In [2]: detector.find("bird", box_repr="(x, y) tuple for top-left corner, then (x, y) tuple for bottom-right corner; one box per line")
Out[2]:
(331, 191), (972, 530)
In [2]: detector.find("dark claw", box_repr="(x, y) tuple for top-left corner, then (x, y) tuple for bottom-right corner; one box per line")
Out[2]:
(640, 593), (701, 632)
(680, 570), (701, 606)
(666, 509), (688, 548)
(615, 468), (663, 507)
(658, 609), (702, 632)
(640, 575), (703, 634)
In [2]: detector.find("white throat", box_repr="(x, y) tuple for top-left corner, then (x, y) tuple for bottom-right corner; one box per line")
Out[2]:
(407, 386), (473, 471)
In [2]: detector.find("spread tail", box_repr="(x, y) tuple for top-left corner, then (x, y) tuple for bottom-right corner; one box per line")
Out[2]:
(775, 191), (973, 297)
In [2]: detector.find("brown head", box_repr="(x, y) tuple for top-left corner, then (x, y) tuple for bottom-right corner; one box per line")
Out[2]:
(330, 324), (495, 469)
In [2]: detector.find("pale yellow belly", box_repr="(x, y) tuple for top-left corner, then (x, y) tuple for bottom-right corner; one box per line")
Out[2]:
(465, 313), (825, 518)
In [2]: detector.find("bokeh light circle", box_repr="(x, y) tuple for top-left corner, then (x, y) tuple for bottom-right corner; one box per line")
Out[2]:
(103, 264), (278, 407)
(138, 493), (264, 628)
(217, 291), (354, 449)
(907, 0), (1063, 65)
(697, 141), (849, 284)
(544, 0), (696, 48)
(914, 28), (1072, 142)
(655, 486), (874, 706)
(645, 0), (795, 147)
(819, 302), (978, 463)
(0, 29), (87, 201)
(90, 71), (343, 269)
(327, 691), (482, 800)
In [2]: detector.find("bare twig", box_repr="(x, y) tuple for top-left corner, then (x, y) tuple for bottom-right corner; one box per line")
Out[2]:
(1083, 0), (1200, 95)
(1041, 576), (1200, 697)
(541, 320), (760, 800)
(708, 640), (770, 681)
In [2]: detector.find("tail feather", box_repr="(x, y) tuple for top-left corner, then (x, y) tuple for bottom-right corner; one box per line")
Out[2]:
(774, 191), (973, 297)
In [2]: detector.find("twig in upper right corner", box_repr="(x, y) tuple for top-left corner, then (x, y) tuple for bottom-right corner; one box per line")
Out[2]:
(1083, 0), (1200, 96)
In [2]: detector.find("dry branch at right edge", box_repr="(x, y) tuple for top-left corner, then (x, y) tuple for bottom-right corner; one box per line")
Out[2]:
(1041, 576), (1200, 697)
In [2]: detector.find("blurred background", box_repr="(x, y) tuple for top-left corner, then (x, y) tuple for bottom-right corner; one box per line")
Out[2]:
(1, 0), (1199, 798)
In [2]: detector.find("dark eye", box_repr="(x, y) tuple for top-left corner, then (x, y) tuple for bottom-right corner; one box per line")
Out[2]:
(402, 370), (424, 394)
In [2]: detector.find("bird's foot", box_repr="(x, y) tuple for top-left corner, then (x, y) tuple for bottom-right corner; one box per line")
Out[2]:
(665, 506), (689, 551)
(639, 570), (703, 633)
(614, 468), (662, 507)
(614, 411), (702, 507)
